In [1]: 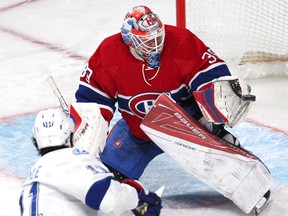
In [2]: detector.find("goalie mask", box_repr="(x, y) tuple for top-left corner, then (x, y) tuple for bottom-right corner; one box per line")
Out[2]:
(70, 102), (109, 157)
(121, 5), (165, 68)
(32, 108), (74, 151)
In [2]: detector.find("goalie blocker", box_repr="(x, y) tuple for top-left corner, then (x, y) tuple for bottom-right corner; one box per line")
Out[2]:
(140, 94), (272, 214)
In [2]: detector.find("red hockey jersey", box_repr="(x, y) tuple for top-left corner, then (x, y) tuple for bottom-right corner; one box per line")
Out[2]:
(75, 25), (231, 140)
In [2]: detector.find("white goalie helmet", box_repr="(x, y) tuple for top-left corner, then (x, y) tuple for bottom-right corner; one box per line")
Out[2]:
(32, 108), (74, 150)
(69, 102), (109, 157)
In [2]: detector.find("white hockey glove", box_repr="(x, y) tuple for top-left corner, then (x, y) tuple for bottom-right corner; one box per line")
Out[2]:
(193, 76), (255, 128)
(69, 102), (109, 157)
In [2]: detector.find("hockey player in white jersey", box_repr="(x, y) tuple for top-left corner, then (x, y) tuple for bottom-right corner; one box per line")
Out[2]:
(19, 103), (162, 216)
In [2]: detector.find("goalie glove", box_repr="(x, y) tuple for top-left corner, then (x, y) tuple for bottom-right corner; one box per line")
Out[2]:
(122, 179), (162, 216)
(193, 76), (255, 128)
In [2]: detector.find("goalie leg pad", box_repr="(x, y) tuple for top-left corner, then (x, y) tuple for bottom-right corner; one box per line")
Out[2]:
(141, 94), (273, 214)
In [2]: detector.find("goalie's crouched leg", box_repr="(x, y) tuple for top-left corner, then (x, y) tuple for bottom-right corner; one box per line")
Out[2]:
(100, 118), (163, 182)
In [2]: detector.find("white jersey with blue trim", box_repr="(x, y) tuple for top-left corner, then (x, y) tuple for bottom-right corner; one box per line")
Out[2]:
(19, 148), (139, 216)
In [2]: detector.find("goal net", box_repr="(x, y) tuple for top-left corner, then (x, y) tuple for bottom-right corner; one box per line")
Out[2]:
(177, 0), (288, 78)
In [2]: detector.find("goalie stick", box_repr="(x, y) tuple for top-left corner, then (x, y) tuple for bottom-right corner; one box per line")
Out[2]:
(47, 75), (69, 115)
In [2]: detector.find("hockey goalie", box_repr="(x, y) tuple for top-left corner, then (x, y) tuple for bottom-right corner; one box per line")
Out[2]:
(140, 76), (273, 215)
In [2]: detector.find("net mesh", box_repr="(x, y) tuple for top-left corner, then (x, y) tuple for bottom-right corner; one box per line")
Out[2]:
(185, 0), (288, 76)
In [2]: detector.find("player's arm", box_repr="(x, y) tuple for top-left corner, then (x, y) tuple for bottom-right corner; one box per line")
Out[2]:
(75, 63), (116, 123)
(184, 36), (255, 128)
(75, 41), (117, 123)
(98, 179), (162, 215)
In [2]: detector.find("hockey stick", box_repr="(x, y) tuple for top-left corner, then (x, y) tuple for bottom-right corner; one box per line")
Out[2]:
(47, 75), (69, 115)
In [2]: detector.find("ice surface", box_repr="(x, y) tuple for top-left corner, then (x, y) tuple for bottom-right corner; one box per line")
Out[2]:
(0, 1), (287, 215)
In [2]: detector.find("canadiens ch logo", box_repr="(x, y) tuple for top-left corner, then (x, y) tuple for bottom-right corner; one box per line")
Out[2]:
(138, 14), (159, 32)
(113, 140), (123, 147)
(129, 93), (160, 119)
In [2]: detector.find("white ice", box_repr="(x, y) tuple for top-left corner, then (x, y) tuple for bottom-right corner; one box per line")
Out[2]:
(0, 1), (287, 215)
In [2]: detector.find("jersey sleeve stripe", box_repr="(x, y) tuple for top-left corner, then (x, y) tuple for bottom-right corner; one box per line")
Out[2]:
(98, 104), (114, 116)
(75, 85), (115, 121)
(188, 62), (231, 92)
(79, 81), (111, 98)
(85, 176), (113, 210)
(76, 85), (115, 110)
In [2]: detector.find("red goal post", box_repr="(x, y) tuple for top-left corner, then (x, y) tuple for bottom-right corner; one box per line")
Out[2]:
(176, 0), (288, 69)
(176, 0), (186, 29)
